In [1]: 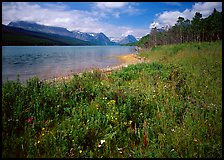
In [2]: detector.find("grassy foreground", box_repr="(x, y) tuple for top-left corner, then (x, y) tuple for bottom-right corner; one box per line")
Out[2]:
(2, 41), (222, 158)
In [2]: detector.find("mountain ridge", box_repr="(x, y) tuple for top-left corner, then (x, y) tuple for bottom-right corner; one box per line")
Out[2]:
(2, 24), (93, 46)
(7, 21), (117, 46)
(119, 35), (137, 44)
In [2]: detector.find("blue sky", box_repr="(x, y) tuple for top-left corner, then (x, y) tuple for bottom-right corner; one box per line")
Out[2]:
(2, 2), (222, 39)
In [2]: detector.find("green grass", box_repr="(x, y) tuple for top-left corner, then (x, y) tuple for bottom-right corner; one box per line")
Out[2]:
(2, 41), (222, 158)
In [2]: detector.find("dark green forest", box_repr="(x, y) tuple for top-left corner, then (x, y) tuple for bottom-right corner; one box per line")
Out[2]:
(136, 9), (222, 48)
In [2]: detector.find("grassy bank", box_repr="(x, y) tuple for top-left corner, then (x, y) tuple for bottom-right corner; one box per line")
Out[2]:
(2, 41), (222, 158)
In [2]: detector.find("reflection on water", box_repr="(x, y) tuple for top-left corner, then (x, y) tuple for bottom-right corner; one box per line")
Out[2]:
(2, 46), (136, 82)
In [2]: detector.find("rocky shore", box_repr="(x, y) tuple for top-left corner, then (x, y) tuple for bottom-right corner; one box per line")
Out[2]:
(45, 53), (147, 84)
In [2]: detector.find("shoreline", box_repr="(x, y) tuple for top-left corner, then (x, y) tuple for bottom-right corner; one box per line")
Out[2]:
(45, 53), (147, 84)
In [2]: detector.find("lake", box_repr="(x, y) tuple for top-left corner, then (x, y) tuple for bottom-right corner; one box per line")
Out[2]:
(2, 46), (137, 82)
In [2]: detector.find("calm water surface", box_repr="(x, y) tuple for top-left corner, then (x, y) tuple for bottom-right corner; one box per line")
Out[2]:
(2, 46), (137, 82)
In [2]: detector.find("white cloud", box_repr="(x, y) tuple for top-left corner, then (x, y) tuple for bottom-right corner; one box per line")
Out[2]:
(93, 2), (142, 18)
(150, 2), (222, 31)
(2, 2), (147, 39)
(121, 29), (133, 37)
(95, 2), (128, 9)
(192, 2), (222, 18)
(113, 12), (120, 18)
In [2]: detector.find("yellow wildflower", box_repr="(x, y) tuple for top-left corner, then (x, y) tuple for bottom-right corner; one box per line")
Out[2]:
(37, 140), (40, 144)
(42, 133), (45, 136)
(79, 150), (82, 153)
(107, 100), (116, 105)
(42, 128), (45, 131)
(124, 122), (127, 125)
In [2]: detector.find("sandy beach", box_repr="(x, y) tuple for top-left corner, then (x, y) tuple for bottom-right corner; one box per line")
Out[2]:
(100, 53), (145, 73)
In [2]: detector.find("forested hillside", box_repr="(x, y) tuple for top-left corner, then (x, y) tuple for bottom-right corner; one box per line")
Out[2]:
(136, 9), (222, 48)
(2, 25), (93, 46)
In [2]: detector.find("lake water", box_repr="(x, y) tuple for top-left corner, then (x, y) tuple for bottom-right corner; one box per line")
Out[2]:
(2, 46), (137, 82)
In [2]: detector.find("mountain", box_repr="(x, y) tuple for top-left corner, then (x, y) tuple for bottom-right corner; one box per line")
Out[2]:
(8, 21), (116, 45)
(2, 24), (92, 46)
(109, 36), (123, 43)
(8, 21), (75, 38)
(119, 35), (137, 44)
(93, 32), (114, 45)
(72, 30), (95, 42)
(72, 31), (117, 45)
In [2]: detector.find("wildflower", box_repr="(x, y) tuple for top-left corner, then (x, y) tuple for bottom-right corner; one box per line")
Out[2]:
(124, 122), (127, 125)
(42, 133), (45, 136)
(42, 128), (45, 131)
(198, 90), (200, 93)
(193, 138), (198, 143)
(171, 149), (175, 152)
(26, 116), (34, 123)
(98, 143), (102, 148)
(79, 150), (82, 153)
(100, 140), (105, 144)
(107, 100), (116, 105)
(140, 113), (143, 116)
(129, 120), (133, 125)
(7, 118), (12, 122)
(171, 129), (175, 132)
(37, 140), (40, 144)
(98, 140), (105, 148)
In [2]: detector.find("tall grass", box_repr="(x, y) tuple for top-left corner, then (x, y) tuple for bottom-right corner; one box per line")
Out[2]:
(2, 41), (222, 158)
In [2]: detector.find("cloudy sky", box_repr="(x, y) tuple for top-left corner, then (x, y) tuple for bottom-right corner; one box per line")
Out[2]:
(2, 2), (222, 39)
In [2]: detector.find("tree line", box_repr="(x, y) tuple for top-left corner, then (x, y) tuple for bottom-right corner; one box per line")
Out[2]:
(137, 9), (222, 48)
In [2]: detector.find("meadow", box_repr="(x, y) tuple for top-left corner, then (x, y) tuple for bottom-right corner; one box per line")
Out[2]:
(2, 41), (222, 158)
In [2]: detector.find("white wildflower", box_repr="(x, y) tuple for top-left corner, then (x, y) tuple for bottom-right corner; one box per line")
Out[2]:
(100, 140), (105, 144)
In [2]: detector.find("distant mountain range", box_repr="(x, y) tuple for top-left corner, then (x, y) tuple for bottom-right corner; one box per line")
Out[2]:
(3, 21), (138, 46)
(118, 35), (137, 44)
(71, 30), (116, 45)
